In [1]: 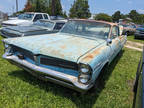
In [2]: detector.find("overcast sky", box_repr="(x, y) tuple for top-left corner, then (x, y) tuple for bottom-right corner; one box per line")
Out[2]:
(0, 0), (144, 15)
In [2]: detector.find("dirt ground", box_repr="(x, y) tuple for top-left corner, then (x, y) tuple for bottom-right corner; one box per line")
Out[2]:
(125, 41), (144, 52)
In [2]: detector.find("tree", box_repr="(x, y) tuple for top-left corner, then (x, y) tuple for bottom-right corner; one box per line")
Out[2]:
(62, 11), (67, 18)
(54, 0), (63, 15)
(128, 10), (144, 24)
(112, 11), (121, 23)
(24, 0), (34, 12)
(23, 0), (64, 16)
(69, 0), (91, 18)
(48, 0), (63, 16)
(129, 10), (140, 24)
(121, 14), (128, 19)
(94, 13), (112, 22)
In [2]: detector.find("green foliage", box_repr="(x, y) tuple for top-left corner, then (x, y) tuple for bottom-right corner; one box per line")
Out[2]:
(112, 11), (121, 23)
(69, 0), (91, 18)
(49, 0), (63, 15)
(94, 13), (112, 22)
(128, 10), (144, 24)
(62, 11), (67, 18)
(23, 0), (65, 16)
(121, 14), (128, 19)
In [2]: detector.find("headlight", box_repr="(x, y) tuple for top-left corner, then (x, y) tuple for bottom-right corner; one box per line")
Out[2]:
(3, 43), (13, 55)
(78, 63), (92, 84)
(78, 74), (90, 84)
(79, 64), (91, 74)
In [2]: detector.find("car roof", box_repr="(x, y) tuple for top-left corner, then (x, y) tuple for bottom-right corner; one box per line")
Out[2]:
(69, 19), (118, 26)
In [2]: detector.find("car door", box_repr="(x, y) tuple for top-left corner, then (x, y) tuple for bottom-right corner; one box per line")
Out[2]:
(109, 26), (121, 62)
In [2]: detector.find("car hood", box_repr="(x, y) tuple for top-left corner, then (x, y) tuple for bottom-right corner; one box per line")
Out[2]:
(2, 19), (32, 25)
(4, 25), (48, 33)
(4, 33), (105, 63)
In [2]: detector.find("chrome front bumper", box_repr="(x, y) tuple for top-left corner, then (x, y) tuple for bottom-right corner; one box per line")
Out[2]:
(3, 54), (93, 92)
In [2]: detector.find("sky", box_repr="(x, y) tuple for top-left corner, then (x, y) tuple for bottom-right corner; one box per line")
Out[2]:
(0, 0), (144, 15)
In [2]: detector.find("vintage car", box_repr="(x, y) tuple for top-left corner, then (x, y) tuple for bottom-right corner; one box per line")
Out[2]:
(134, 25), (144, 39)
(0, 20), (65, 38)
(1, 12), (50, 27)
(122, 24), (136, 36)
(2, 19), (127, 93)
(133, 47), (144, 108)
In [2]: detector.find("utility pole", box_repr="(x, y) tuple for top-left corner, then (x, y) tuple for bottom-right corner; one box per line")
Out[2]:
(16, 0), (18, 12)
(52, 0), (55, 16)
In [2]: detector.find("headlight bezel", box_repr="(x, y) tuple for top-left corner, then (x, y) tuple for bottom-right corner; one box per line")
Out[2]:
(78, 63), (93, 84)
(3, 42), (13, 55)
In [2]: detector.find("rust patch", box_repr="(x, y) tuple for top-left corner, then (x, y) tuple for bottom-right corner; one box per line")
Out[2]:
(114, 40), (119, 44)
(81, 46), (106, 62)
(60, 45), (66, 49)
(118, 36), (123, 41)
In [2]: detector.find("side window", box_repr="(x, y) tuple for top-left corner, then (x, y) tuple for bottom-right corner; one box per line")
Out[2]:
(111, 26), (119, 39)
(33, 14), (43, 22)
(43, 14), (48, 19)
(54, 23), (65, 30)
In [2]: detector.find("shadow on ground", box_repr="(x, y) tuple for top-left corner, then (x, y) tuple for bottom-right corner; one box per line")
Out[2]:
(9, 50), (124, 108)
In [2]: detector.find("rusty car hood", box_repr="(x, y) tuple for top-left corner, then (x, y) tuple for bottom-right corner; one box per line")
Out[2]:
(4, 33), (106, 62)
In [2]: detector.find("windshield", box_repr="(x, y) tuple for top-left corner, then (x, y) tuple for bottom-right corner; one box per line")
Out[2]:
(18, 13), (34, 20)
(60, 20), (110, 40)
(34, 20), (55, 29)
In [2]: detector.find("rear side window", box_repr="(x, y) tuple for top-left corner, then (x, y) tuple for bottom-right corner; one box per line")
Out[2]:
(44, 14), (48, 19)
(111, 26), (119, 39)
(33, 14), (43, 22)
(54, 23), (65, 30)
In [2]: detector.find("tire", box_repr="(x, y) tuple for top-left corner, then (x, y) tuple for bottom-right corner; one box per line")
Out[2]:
(126, 31), (129, 36)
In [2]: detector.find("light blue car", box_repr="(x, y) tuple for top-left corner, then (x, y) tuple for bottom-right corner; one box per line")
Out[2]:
(2, 19), (127, 93)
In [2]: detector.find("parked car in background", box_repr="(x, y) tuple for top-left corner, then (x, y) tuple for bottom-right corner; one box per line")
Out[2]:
(122, 24), (136, 36)
(8, 14), (20, 20)
(1, 12), (50, 27)
(2, 19), (126, 93)
(0, 19), (3, 25)
(133, 47), (144, 108)
(134, 25), (144, 39)
(50, 16), (64, 20)
(0, 20), (65, 38)
(50, 16), (67, 22)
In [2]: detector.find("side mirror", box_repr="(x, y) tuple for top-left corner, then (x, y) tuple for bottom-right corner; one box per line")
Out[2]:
(107, 39), (112, 45)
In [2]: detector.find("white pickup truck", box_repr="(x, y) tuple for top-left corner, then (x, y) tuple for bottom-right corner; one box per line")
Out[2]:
(1, 12), (50, 27)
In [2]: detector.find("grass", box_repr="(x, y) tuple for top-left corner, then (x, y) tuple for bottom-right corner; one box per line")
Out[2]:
(0, 36), (142, 108)
(127, 35), (144, 44)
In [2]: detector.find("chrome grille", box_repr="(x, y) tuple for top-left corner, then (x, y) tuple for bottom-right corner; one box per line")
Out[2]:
(12, 46), (34, 61)
(40, 56), (78, 70)
(140, 31), (144, 34)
